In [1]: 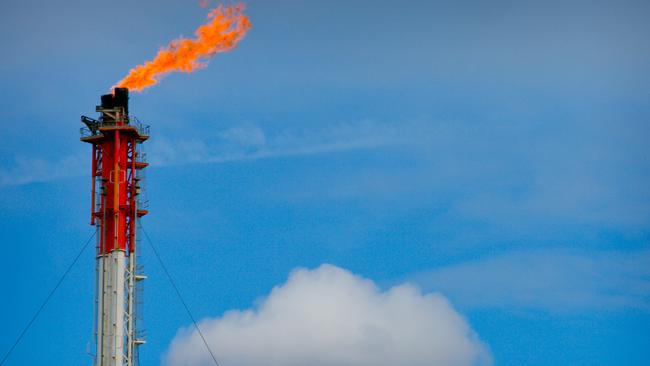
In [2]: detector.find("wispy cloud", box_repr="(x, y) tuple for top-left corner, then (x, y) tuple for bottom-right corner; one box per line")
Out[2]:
(148, 120), (403, 167)
(413, 249), (650, 312)
(0, 154), (85, 187)
(0, 120), (403, 187)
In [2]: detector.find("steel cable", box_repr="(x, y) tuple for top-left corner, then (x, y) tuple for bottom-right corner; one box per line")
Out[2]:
(0, 230), (96, 365)
(140, 224), (221, 366)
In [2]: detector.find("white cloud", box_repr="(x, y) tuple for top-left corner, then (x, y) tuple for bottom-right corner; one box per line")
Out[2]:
(415, 250), (650, 311)
(0, 120), (403, 187)
(219, 124), (267, 147)
(149, 120), (403, 167)
(0, 154), (85, 186)
(165, 264), (491, 366)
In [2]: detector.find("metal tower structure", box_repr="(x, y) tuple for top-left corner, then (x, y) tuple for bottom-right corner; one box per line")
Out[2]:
(81, 88), (149, 366)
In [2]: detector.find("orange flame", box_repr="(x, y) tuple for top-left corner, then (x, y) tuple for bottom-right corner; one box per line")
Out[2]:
(114, 4), (251, 92)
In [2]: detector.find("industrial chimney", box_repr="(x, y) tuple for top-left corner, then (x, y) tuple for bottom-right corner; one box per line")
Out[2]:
(81, 88), (149, 366)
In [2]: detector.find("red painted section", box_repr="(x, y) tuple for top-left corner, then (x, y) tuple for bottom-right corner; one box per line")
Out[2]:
(89, 122), (143, 255)
(84, 89), (148, 256)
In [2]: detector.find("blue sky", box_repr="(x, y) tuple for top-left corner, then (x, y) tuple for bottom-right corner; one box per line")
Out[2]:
(1, 0), (649, 365)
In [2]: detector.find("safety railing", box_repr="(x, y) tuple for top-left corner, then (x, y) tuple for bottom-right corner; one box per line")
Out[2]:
(80, 116), (150, 138)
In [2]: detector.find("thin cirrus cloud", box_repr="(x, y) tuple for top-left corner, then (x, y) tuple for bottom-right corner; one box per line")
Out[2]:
(413, 249), (650, 312)
(148, 121), (403, 167)
(165, 264), (491, 366)
(0, 154), (86, 187)
(0, 121), (403, 187)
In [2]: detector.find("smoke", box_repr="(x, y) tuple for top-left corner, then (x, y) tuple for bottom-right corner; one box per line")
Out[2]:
(165, 264), (491, 366)
(115, 4), (251, 92)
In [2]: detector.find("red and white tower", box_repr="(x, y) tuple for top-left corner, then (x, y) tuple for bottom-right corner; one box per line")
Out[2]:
(81, 88), (149, 366)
